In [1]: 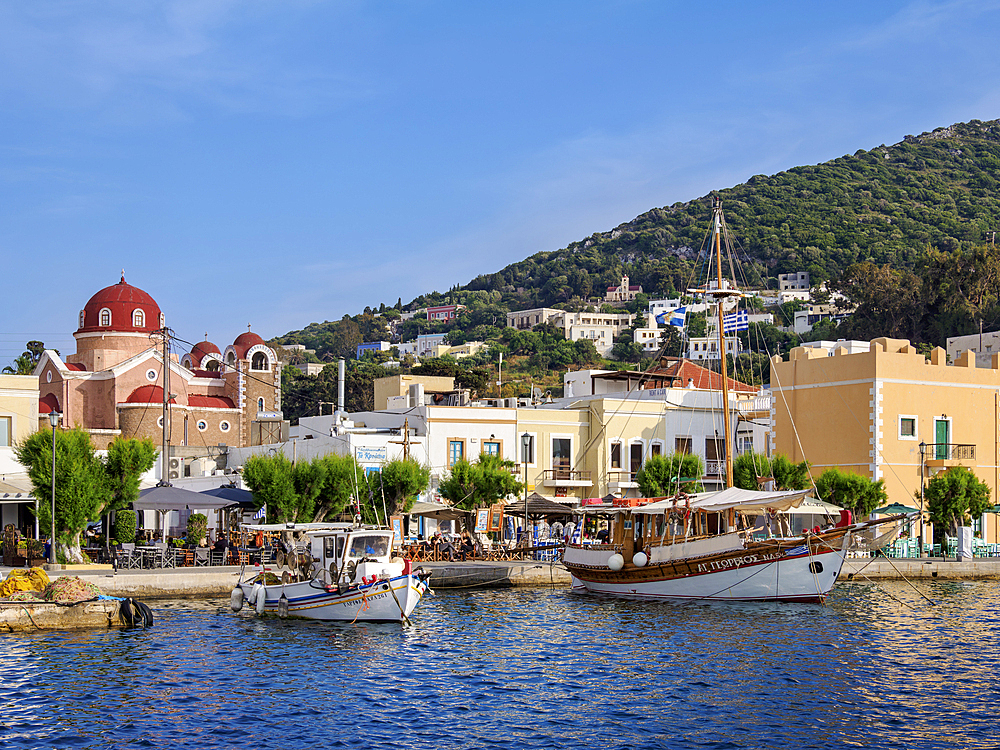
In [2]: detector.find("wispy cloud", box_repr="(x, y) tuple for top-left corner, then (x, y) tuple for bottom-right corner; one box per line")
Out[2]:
(0, 0), (371, 123)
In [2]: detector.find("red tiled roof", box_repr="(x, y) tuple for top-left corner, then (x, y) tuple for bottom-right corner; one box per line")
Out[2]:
(191, 369), (222, 379)
(65, 363), (86, 371)
(188, 394), (236, 409)
(650, 358), (757, 393)
(125, 385), (176, 404)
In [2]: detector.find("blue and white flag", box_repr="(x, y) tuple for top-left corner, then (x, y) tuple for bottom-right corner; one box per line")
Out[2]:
(253, 506), (266, 520)
(667, 307), (687, 327)
(784, 545), (808, 558)
(722, 309), (749, 333)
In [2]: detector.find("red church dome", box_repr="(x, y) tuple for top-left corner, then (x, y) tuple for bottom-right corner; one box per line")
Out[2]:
(78, 276), (162, 335)
(189, 340), (221, 367)
(232, 330), (266, 358)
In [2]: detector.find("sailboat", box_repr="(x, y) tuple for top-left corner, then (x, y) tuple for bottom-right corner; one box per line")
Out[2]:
(561, 199), (902, 603)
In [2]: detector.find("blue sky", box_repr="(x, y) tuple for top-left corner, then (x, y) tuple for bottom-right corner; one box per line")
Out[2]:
(3, 0), (1000, 363)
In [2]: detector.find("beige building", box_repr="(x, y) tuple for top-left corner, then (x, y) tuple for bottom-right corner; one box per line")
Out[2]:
(771, 338), (1000, 543)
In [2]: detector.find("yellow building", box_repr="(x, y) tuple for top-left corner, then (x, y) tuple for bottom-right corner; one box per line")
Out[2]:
(771, 338), (1000, 543)
(516, 387), (769, 502)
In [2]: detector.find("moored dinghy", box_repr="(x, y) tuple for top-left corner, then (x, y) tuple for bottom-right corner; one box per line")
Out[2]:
(231, 523), (431, 622)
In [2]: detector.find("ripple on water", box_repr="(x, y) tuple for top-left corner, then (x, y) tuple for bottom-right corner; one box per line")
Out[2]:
(1, 584), (999, 749)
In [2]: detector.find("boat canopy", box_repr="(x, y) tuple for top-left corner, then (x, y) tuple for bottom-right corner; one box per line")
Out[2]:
(241, 522), (355, 532)
(633, 487), (812, 515)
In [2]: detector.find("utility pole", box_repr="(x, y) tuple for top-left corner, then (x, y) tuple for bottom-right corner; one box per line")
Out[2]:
(154, 327), (173, 487)
(388, 417), (411, 461)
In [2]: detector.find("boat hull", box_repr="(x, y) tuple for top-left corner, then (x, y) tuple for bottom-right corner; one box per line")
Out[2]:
(239, 573), (429, 622)
(564, 532), (849, 603)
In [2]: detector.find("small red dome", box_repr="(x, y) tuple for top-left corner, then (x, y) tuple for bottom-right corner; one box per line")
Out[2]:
(232, 331), (266, 358)
(78, 276), (162, 335)
(39, 393), (61, 414)
(189, 340), (221, 367)
(125, 385), (176, 404)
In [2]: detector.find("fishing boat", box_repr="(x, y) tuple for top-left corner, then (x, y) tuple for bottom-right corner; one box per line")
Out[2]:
(562, 199), (903, 603)
(230, 523), (431, 622)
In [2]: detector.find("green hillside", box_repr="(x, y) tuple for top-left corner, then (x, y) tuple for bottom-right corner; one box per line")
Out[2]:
(273, 118), (1000, 421)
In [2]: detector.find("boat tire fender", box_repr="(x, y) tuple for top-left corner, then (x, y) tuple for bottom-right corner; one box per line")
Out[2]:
(120, 597), (135, 627)
(135, 600), (154, 628)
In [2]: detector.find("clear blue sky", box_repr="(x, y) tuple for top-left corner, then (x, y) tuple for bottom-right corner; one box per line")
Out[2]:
(3, 0), (1000, 363)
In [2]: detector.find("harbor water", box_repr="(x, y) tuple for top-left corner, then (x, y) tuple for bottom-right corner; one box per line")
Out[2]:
(2, 580), (999, 750)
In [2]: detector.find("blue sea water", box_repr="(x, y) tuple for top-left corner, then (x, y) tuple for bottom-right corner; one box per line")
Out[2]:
(1, 579), (999, 750)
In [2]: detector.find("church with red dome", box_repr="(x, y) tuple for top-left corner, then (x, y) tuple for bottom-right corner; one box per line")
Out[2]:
(36, 276), (283, 451)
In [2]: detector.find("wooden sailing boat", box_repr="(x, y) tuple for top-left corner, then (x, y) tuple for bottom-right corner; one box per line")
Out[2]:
(561, 199), (901, 602)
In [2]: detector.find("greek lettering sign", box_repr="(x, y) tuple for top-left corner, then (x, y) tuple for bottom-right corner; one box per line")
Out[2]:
(355, 446), (387, 464)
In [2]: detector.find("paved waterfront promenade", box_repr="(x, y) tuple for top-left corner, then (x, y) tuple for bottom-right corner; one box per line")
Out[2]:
(4, 558), (999, 599)
(0, 559), (571, 598)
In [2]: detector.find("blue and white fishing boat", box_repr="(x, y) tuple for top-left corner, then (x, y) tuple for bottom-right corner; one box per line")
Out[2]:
(230, 523), (430, 622)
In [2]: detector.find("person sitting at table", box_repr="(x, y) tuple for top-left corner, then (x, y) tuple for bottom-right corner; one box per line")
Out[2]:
(459, 531), (476, 561)
(435, 533), (457, 561)
(213, 535), (229, 552)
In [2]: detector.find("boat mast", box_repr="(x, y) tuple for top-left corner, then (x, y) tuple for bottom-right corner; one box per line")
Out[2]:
(712, 198), (734, 489)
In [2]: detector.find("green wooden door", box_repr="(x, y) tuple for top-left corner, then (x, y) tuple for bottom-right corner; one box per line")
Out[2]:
(935, 420), (950, 459)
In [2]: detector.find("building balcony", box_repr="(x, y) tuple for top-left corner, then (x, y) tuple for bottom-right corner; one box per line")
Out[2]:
(924, 443), (976, 470)
(705, 459), (725, 476)
(607, 470), (639, 490)
(541, 468), (593, 487)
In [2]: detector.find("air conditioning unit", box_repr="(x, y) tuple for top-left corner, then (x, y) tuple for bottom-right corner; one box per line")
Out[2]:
(168, 456), (183, 480)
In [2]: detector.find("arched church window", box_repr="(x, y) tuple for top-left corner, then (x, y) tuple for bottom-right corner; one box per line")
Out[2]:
(251, 352), (269, 371)
(133, 309), (145, 328)
(100, 308), (111, 326)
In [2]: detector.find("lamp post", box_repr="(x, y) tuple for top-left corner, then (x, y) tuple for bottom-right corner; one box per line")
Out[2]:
(521, 432), (530, 546)
(918, 441), (926, 558)
(48, 411), (61, 565)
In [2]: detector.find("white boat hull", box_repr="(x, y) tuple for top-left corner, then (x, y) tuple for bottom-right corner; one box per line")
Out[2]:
(239, 573), (429, 622)
(566, 537), (849, 603)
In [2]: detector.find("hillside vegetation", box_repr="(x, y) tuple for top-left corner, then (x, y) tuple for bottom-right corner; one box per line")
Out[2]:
(273, 118), (1000, 422)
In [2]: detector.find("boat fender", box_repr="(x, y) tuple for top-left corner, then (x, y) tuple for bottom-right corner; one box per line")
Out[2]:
(120, 597), (135, 627)
(135, 600), (154, 628)
(245, 583), (256, 606)
(255, 586), (267, 615)
(230, 586), (245, 612)
(278, 592), (288, 619)
(632, 552), (648, 567)
(402, 558), (413, 575)
(608, 554), (624, 571)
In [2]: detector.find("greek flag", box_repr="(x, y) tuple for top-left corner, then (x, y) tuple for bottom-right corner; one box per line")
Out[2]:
(667, 307), (687, 327)
(253, 506), (266, 520)
(722, 310), (749, 333)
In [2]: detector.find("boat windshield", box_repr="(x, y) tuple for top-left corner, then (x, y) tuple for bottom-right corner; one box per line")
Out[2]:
(347, 534), (390, 560)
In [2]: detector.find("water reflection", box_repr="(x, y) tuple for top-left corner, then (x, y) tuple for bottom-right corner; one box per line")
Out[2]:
(1, 582), (999, 749)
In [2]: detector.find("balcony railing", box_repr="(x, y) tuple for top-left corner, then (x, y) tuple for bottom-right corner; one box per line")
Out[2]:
(924, 443), (976, 462)
(542, 469), (592, 483)
(607, 471), (638, 484)
(705, 460), (725, 476)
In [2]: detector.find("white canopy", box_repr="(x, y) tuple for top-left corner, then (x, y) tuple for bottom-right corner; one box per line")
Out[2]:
(633, 487), (812, 515)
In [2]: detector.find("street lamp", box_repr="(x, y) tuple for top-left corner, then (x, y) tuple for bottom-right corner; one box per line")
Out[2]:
(521, 432), (531, 546)
(48, 411), (62, 565)
(918, 441), (926, 558)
